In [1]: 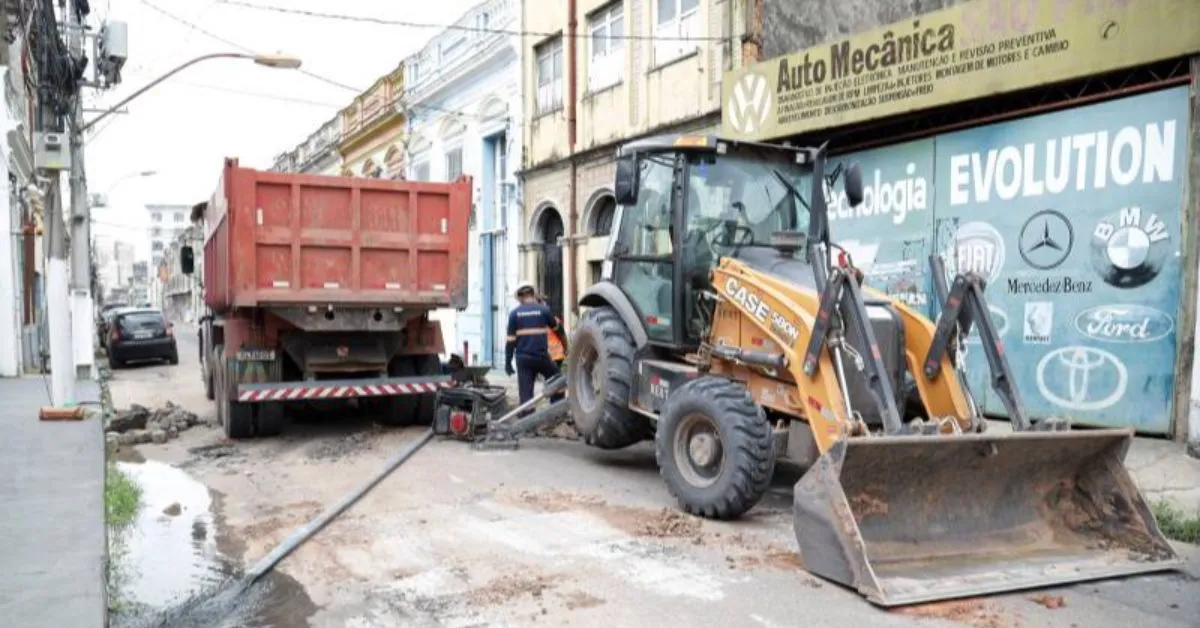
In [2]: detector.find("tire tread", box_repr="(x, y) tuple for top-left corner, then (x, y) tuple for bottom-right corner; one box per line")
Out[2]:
(655, 377), (775, 520)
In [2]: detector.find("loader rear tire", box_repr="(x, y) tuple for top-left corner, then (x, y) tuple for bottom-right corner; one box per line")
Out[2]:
(656, 377), (775, 520)
(568, 306), (650, 450)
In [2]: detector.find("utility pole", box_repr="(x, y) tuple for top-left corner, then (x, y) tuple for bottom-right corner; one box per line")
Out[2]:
(38, 1), (73, 403)
(67, 0), (93, 381)
(45, 162), (74, 404)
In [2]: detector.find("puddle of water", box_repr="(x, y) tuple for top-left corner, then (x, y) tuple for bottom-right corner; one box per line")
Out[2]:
(115, 460), (228, 607)
(111, 460), (317, 627)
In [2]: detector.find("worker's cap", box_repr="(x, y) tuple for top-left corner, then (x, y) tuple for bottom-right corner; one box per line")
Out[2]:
(515, 281), (536, 298)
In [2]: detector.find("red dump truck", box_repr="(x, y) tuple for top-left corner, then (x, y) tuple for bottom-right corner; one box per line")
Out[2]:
(180, 158), (472, 438)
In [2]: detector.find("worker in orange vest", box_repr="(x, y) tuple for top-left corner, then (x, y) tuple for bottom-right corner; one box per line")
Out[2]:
(541, 294), (567, 370)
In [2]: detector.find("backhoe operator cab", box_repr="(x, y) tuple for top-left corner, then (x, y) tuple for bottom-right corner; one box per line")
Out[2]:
(601, 135), (861, 349)
(568, 133), (874, 498)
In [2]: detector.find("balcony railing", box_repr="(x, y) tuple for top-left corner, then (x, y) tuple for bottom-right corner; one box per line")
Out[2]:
(405, 0), (515, 99)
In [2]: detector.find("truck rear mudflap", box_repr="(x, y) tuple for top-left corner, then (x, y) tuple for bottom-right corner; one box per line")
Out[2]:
(237, 375), (451, 403)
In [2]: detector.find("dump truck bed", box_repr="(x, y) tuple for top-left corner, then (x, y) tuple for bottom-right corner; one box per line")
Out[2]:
(202, 158), (471, 312)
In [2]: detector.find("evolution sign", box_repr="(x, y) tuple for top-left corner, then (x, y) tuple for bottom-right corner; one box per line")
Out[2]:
(722, 0), (1200, 140)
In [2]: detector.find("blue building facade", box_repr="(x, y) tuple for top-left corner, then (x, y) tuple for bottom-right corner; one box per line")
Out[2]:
(822, 87), (1189, 434)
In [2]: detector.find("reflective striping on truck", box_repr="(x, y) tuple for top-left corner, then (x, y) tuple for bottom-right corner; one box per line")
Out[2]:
(237, 381), (449, 403)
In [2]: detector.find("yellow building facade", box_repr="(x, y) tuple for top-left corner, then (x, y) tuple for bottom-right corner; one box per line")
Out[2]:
(338, 64), (407, 179)
(518, 0), (754, 330)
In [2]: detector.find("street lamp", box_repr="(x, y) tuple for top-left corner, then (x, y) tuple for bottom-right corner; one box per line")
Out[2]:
(90, 170), (158, 208)
(82, 52), (303, 132)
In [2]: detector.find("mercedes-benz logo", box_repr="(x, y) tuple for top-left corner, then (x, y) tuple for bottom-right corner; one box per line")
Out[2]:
(1019, 209), (1074, 270)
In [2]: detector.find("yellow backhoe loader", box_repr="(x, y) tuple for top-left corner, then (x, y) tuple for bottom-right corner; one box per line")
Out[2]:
(564, 134), (1181, 606)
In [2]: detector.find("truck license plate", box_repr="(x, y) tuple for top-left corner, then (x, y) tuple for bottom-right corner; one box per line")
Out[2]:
(236, 349), (276, 361)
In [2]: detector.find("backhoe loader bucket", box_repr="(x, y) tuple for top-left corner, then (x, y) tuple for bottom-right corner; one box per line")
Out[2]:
(793, 429), (1181, 606)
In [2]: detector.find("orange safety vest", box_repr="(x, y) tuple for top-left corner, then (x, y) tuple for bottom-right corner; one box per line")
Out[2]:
(548, 317), (565, 362)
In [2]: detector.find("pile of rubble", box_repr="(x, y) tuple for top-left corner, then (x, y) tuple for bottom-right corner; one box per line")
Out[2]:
(106, 401), (207, 445)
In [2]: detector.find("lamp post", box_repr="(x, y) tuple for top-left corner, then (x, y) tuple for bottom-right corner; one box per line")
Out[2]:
(81, 53), (303, 132)
(48, 50), (301, 405)
(90, 170), (157, 305)
(92, 169), (157, 207)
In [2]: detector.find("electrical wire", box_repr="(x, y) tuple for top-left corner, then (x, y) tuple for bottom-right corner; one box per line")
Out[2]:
(136, 0), (364, 93)
(217, 0), (730, 42)
(174, 80), (346, 108)
(85, 114), (119, 144)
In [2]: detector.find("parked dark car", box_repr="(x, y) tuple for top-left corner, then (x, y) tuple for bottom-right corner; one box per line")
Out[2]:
(98, 306), (131, 350)
(108, 308), (178, 368)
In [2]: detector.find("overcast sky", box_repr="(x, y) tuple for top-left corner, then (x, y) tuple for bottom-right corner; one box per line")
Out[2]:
(87, 0), (480, 260)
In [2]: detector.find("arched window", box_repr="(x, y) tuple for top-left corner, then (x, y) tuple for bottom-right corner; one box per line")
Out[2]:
(591, 195), (616, 236)
(384, 145), (404, 179)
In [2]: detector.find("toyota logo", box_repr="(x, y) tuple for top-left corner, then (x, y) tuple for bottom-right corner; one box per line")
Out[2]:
(727, 72), (774, 136)
(1035, 346), (1128, 412)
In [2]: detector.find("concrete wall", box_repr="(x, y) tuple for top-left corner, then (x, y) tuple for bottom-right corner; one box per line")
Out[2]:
(760, 0), (970, 59)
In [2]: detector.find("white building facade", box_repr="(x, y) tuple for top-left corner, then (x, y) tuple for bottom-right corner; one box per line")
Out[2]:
(404, 0), (522, 367)
(145, 203), (190, 267)
(161, 224), (203, 323)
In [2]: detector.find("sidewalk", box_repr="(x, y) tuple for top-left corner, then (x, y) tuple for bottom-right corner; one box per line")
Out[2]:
(0, 376), (106, 628)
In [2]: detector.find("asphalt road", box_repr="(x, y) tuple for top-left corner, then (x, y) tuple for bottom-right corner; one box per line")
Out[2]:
(106, 328), (1200, 628)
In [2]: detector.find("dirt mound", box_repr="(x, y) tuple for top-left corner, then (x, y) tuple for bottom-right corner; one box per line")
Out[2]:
(893, 598), (1010, 628)
(108, 401), (206, 446)
(513, 489), (608, 512)
(630, 508), (702, 538)
(467, 574), (556, 607)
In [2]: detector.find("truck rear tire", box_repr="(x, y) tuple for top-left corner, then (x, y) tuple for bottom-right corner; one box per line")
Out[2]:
(568, 306), (651, 450)
(215, 345), (254, 439)
(204, 364), (215, 400)
(255, 403), (286, 437)
(655, 377), (776, 520)
(411, 353), (441, 425)
(376, 358), (419, 426)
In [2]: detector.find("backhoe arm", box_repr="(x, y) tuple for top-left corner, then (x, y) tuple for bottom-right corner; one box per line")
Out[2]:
(709, 259), (861, 454)
(922, 255), (1067, 432)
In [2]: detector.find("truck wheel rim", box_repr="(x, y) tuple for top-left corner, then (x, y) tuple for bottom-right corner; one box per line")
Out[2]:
(576, 343), (600, 411)
(674, 413), (724, 488)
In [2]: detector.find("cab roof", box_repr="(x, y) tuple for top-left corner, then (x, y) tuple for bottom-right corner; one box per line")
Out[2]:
(617, 133), (826, 163)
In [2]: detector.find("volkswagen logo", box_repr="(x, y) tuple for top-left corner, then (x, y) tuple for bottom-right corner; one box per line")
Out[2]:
(946, 222), (1005, 284)
(1035, 346), (1128, 412)
(1018, 209), (1073, 270)
(727, 72), (774, 136)
(1074, 304), (1174, 343)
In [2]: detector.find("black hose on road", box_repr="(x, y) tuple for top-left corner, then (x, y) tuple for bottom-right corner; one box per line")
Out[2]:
(242, 429), (435, 584)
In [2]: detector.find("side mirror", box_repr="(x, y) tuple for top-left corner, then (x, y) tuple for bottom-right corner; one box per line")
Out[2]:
(180, 245), (195, 275)
(614, 155), (639, 206)
(843, 162), (864, 208)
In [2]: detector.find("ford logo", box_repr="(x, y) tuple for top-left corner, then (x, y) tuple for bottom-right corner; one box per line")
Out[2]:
(1074, 304), (1174, 343)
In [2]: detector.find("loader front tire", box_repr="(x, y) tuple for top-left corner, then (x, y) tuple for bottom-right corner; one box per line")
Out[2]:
(656, 377), (775, 520)
(568, 306), (650, 450)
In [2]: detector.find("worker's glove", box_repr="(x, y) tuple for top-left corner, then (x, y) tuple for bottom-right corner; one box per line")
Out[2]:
(505, 362), (515, 376)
